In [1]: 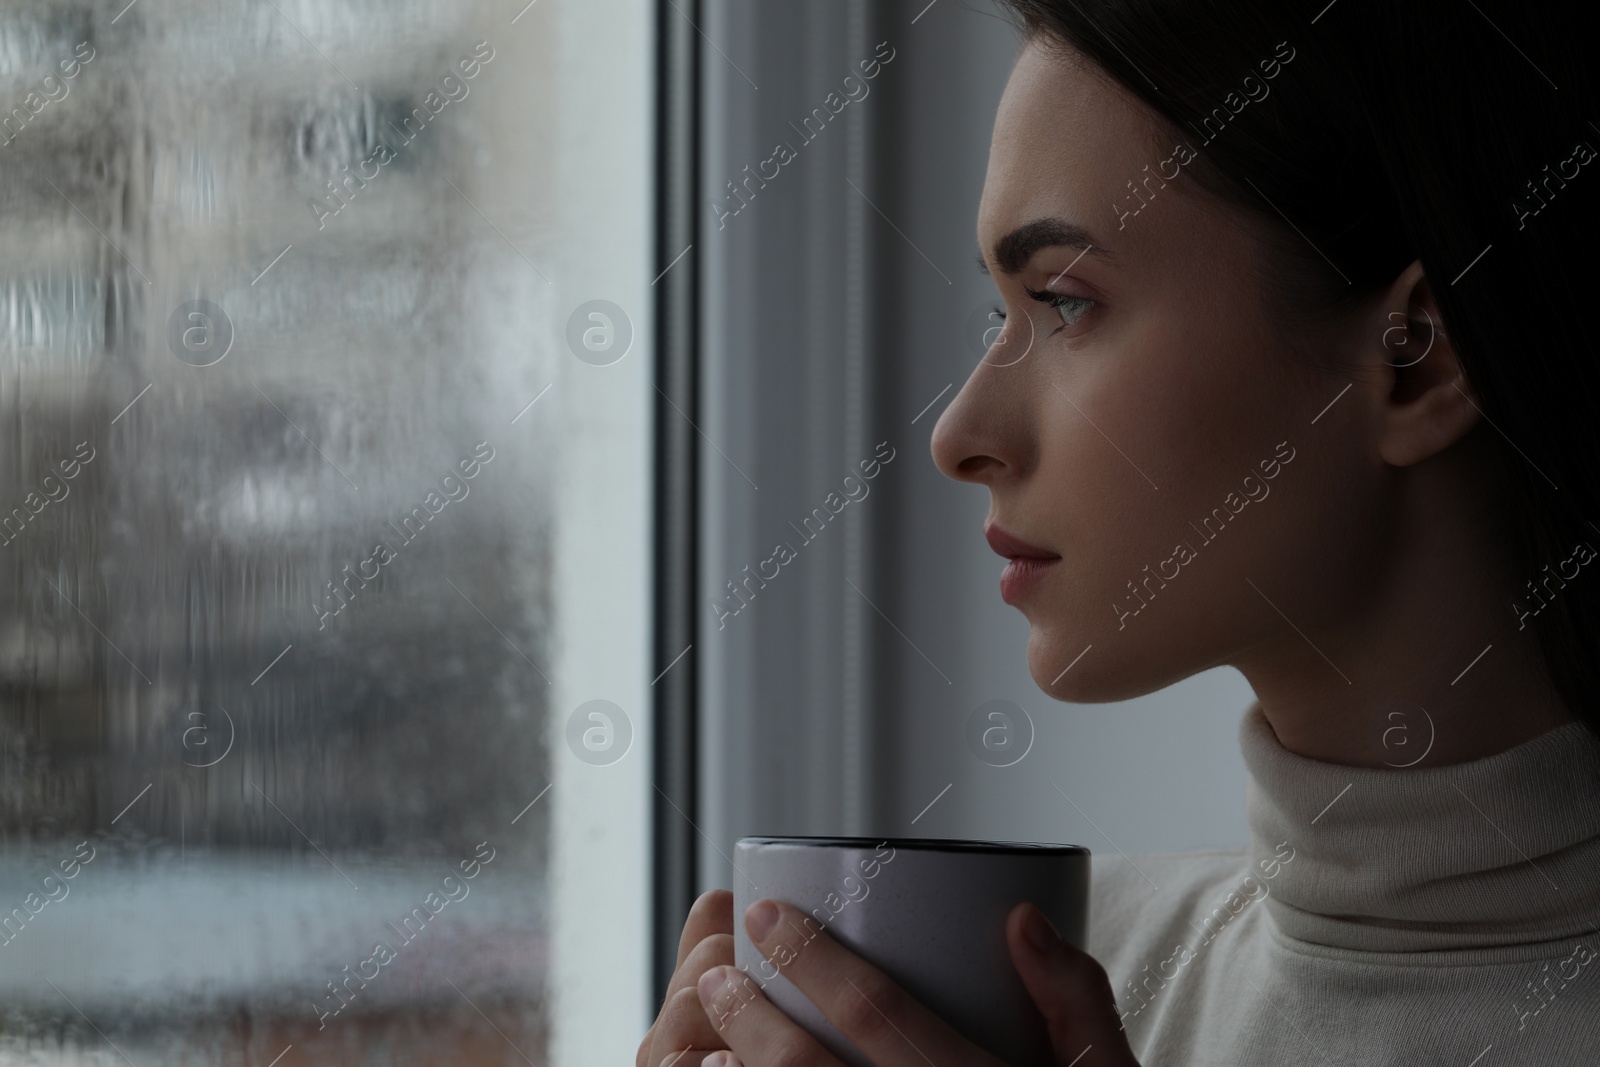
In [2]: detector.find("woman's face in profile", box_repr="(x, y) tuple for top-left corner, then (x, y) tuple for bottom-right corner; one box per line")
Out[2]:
(932, 38), (1391, 703)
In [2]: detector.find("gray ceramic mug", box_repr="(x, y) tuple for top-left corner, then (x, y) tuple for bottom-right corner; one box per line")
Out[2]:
(731, 836), (1091, 1067)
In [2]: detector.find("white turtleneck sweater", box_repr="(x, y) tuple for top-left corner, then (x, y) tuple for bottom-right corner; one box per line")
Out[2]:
(1087, 701), (1600, 1064)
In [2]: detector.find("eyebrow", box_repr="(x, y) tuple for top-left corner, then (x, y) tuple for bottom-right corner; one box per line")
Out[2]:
(977, 217), (1114, 276)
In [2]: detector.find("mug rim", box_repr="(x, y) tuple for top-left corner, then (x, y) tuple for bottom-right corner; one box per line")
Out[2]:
(737, 835), (1089, 856)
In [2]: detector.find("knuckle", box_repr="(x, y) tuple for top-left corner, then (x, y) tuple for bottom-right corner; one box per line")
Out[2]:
(676, 890), (734, 967)
(685, 932), (736, 974)
(649, 988), (719, 1065)
(669, 934), (735, 1002)
(1062, 945), (1112, 988)
(665, 984), (705, 1026)
(690, 888), (733, 922)
(674, 938), (734, 994)
(656, 987), (705, 1040)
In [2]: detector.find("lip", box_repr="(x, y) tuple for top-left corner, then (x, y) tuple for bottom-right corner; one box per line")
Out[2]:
(985, 525), (1059, 561)
(985, 525), (1061, 604)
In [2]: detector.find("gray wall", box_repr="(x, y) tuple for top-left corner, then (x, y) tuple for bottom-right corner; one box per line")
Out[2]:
(697, 0), (1254, 895)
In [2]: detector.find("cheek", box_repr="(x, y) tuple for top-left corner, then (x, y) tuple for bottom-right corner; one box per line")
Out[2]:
(1021, 305), (1305, 695)
(1035, 308), (1268, 555)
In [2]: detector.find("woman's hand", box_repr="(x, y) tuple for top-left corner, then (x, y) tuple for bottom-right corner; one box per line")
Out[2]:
(692, 898), (1141, 1067)
(638, 888), (738, 1067)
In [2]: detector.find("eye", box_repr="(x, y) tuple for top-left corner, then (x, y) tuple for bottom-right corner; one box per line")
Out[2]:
(1024, 286), (1096, 330)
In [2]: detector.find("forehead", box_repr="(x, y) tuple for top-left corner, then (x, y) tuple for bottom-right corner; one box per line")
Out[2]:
(977, 40), (1167, 255)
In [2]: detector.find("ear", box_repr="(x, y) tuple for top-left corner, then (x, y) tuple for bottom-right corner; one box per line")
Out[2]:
(1368, 259), (1480, 467)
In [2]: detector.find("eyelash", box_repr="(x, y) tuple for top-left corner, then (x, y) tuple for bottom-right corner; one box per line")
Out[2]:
(991, 287), (1097, 331)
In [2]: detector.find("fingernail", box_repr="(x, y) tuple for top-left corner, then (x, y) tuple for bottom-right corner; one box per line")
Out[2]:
(746, 899), (779, 942)
(704, 1053), (731, 1067)
(1024, 907), (1060, 954)
(698, 965), (730, 1004)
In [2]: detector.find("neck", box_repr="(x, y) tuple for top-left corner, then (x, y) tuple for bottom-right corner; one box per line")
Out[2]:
(1233, 441), (1580, 768)
(1244, 641), (1575, 769)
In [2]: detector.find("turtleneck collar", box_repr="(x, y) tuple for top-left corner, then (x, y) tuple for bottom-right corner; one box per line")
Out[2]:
(1240, 699), (1600, 954)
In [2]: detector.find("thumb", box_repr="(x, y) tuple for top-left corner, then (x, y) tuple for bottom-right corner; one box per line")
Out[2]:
(1006, 903), (1141, 1067)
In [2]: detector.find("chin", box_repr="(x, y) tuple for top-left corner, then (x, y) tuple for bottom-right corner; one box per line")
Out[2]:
(1025, 618), (1098, 700)
(1025, 618), (1171, 705)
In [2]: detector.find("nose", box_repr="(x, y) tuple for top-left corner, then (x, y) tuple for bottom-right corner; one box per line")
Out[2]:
(930, 352), (1034, 487)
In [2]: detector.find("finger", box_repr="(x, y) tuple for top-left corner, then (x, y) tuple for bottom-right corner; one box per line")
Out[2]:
(649, 1039), (727, 1067)
(697, 964), (845, 1067)
(702, 1052), (744, 1067)
(741, 899), (1002, 1067)
(642, 932), (736, 1066)
(651, 1049), (726, 1067)
(678, 890), (734, 969)
(1006, 903), (1141, 1066)
(663, 934), (736, 1025)
(642, 889), (730, 1058)
(647, 985), (731, 1066)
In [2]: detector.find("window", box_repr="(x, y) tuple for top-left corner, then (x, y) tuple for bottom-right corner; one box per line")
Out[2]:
(0, 2), (652, 1063)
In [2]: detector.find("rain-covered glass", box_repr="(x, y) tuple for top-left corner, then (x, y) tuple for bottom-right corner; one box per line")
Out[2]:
(0, 1), (652, 1061)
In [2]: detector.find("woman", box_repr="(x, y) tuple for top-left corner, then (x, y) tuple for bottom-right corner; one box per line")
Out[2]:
(640, 0), (1600, 1062)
